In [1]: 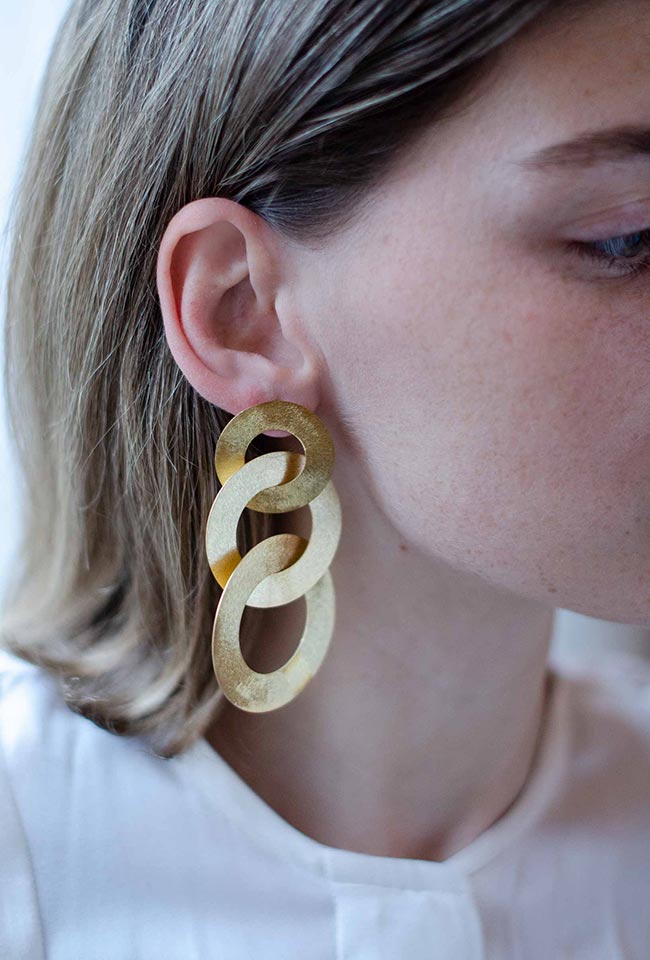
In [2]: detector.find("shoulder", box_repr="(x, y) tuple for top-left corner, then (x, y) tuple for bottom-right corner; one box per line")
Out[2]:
(0, 647), (63, 749)
(0, 646), (170, 808)
(555, 645), (650, 732)
(0, 647), (187, 954)
(550, 647), (650, 824)
(0, 646), (113, 784)
(0, 649), (49, 958)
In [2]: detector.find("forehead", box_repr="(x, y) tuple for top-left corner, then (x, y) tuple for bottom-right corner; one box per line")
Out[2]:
(391, 0), (650, 195)
(334, 1), (650, 242)
(481, 0), (650, 150)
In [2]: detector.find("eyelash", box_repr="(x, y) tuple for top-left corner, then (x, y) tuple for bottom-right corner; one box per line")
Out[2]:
(569, 228), (650, 279)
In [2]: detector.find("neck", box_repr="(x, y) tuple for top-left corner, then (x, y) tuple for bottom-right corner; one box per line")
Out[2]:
(205, 446), (556, 862)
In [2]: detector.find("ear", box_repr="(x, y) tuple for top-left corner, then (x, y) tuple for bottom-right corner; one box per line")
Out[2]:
(156, 197), (321, 435)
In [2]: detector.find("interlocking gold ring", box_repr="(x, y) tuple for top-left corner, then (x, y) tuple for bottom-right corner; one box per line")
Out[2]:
(205, 401), (342, 712)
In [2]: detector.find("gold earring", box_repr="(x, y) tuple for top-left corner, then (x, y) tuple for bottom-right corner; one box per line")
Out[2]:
(205, 400), (342, 713)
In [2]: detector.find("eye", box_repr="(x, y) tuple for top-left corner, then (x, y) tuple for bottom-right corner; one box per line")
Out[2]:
(568, 227), (650, 278)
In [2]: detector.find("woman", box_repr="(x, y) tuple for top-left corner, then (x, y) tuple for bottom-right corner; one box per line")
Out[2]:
(1, 0), (649, 956)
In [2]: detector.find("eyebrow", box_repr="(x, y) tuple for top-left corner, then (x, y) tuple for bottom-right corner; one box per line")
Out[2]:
(513, 124), (650, 172)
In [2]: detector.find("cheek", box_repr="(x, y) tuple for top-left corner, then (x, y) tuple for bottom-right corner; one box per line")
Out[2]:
(333, 262), (650, 615)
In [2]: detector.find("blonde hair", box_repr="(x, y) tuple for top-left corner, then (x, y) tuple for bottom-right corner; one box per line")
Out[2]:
(2, 0), (565, 757)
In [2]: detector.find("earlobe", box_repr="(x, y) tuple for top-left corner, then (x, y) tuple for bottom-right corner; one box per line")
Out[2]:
(155, 197), (319, 421)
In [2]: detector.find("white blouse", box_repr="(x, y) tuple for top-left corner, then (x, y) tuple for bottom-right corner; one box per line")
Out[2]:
(1, 643), (649, 960)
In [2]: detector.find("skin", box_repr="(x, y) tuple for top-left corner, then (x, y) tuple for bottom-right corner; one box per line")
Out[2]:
(156, 0), (650, 861)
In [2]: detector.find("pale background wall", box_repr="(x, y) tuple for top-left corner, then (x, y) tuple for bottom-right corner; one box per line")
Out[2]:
(0, 0), (75, 599)
(2, 0), (649, 666)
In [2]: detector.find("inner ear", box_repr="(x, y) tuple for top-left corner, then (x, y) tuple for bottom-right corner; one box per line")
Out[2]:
(173, 221), (257, 353)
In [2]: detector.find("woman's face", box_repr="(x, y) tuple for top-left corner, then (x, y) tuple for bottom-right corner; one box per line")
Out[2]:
(287, 0), (650, 625)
